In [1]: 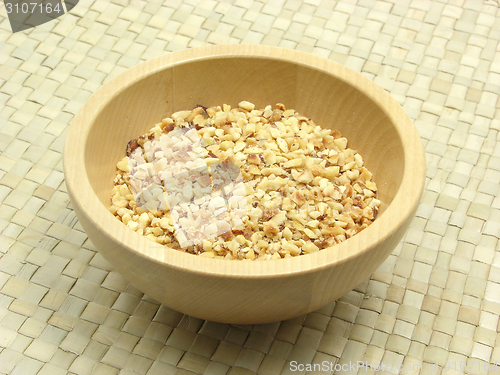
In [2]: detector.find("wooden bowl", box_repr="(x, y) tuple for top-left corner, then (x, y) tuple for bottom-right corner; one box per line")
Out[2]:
(64, 45), (425, 324)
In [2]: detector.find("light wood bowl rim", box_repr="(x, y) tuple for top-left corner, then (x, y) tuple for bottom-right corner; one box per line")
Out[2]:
(64, 44), (426, 278)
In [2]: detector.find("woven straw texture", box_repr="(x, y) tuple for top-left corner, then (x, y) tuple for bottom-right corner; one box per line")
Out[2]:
(1, 0), (500, 374)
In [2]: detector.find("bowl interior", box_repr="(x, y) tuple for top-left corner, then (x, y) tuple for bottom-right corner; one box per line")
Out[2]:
(85, 56), (404, 219)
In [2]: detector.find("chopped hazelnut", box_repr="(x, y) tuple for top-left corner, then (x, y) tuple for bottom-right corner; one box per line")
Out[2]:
(111, 101), (380, 260)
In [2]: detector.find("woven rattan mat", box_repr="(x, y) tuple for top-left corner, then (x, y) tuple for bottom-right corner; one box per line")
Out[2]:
(1, 0), (500, 374)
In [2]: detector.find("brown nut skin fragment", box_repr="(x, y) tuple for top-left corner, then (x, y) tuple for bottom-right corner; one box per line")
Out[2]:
(126, 139), (140, 156)
(163, 123), (175, 132)
(331, 130), (342, 139)
(344, 183), (353, 198)
(263, 221), (280, 234)
(220, 231), (234, 242)
(232, 226), (254, 239)
(262, 208), (279, 222)
(188, 106), (208, 121)
(269, 111), (282, 123)
(247, 154), (260, 165)
(291, 190), (305, 206)
(314, 237), (336, 249)
(312, 138), (324, 150)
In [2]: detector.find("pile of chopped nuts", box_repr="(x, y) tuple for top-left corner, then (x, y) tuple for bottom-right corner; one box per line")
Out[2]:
(110, 101), (380, 260)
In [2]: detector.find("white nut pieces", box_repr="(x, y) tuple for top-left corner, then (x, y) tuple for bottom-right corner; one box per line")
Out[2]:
(110, 101), (381, 260)
(125, 125), (246, 248)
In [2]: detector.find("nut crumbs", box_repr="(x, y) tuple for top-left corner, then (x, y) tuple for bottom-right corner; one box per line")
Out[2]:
(110, 102), (380, 260)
